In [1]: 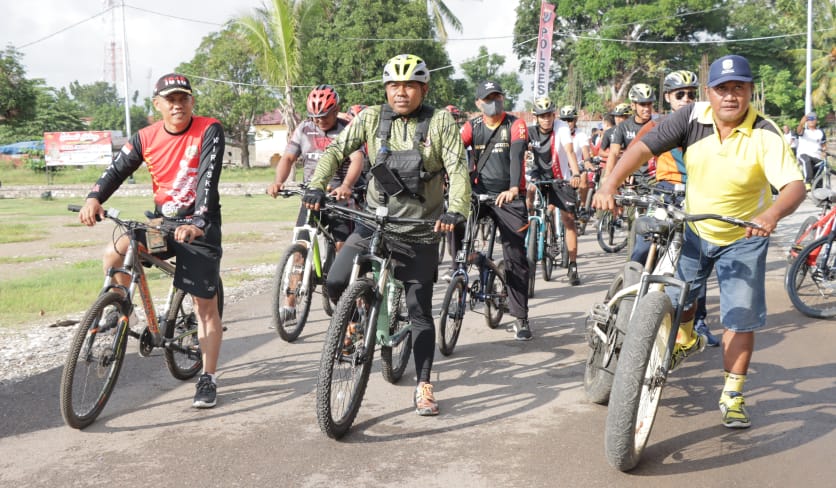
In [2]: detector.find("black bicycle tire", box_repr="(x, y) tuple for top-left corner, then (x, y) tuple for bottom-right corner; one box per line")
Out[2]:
(60, 291), (129, 429)
(273, 243), (313, 342)
(605, 291), (673, 471)
(316, 278), (376, 439)
(542, 215), (555, 281)
(484, 259), (506, 329)
(526, 222), (538, 298)
(380, 285), (412, 383)
(597, 211), (628, 253)
(786, 234), (836, 318)
(438, 274), (466, 356)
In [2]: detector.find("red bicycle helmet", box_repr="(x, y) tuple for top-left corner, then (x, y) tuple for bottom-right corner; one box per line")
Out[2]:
(307, 84), (339, 117)
(347, 104), (367, 120)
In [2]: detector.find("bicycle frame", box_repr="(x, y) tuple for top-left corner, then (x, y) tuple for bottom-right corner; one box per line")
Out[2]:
(451, 195), (500, 304)
(290, 209), (336, 298)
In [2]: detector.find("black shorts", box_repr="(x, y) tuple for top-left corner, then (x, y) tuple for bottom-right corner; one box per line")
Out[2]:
(141, 223), (222, 300)
(295, 204), (352, 243)
(534, 182), (577, 214)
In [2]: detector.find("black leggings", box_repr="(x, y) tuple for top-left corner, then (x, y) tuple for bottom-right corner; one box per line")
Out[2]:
(326, 229), (439, 383)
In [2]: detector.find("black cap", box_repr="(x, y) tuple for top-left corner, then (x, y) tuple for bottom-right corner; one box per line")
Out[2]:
(154, 73), (193, 97)
(476, 80), (504, 100)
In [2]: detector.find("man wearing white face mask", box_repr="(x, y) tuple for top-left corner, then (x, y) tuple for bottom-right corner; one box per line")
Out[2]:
(459, 80), (532, 340)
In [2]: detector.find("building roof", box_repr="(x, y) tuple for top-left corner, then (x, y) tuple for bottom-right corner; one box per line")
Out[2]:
(254, 108), (286, 125)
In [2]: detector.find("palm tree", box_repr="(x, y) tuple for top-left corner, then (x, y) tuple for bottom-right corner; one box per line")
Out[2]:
(236, 0), (322, 134)
(424, 0), (463, 43)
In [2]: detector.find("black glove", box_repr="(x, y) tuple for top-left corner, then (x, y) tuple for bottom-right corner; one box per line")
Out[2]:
(302, 188), (327, 207)
(438, 212), (465, 226)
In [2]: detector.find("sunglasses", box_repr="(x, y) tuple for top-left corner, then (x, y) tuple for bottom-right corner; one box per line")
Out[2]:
(673, 90), (697, 101)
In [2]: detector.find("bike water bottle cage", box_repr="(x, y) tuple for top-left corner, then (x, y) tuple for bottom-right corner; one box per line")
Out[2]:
(374, 104), (441, 201)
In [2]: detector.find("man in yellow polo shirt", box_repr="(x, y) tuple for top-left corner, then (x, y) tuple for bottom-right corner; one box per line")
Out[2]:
(595, 54), (805, 429)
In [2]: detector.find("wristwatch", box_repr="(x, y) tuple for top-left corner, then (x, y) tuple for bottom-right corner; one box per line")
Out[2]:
(191, 215), (206, 230)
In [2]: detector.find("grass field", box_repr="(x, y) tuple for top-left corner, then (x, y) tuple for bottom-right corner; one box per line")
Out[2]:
(0, 192), (299, 328)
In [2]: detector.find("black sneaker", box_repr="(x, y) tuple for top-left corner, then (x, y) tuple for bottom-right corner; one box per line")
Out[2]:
(192, 374), (217, 408)
(514, 318), (533, 341)
(567, 262), (580, 286)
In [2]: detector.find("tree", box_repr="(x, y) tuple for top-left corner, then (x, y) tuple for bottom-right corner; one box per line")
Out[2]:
(458, 46), (522, 112)
(298, 0), (456, 111)
(69, 80), (148, 134)
(0, 45), (38, 123)
(178, 26), (278, 168)
(236, 0), (321, 136)
(0, 83), (86, 144)
(423, 0), (462, 43)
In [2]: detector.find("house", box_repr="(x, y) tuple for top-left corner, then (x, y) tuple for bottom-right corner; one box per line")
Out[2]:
(251, 108), (291, 167)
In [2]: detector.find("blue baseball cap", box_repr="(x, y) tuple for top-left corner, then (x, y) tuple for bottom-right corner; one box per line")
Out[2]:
(707, 55), (753, 87)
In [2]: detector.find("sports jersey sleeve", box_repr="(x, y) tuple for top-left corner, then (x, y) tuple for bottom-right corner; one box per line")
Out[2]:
(284, 124), (305, 158)
(610, 123), (628, 147)
(87, 132), (145, 203)
(641, 106), (691, 156)
(433, 111), (471, 217)
(193, 122), (224, 219)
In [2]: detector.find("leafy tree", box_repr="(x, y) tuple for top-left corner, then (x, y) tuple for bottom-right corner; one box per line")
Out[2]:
(68, 80), (149, 135)
(178, 26), (278, 168)
(0, 83), (86, 144)
(0, 45), (38, 123)
(458, 46), (522, 112)
(423, 0), (462, 42)
(298, 0), (456, 112)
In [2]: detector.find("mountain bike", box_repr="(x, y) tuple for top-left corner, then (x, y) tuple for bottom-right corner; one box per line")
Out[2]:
(315, 198), (437, 439)
(525, 179), (567, 297)
(786, 187), (836, 269)
(437, 193), (509, 356)
(785, 226), (836, 318)
(804, 151), (834, 195)
(576, 157), (603, 236)
(272, 187), (340, 342)
(61, 205), (224, 429)
(596, 176), (654, 254)
(602, 201), (759, 471)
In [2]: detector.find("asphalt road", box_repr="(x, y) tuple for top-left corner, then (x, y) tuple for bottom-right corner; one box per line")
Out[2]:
(1, 201), (835, 488)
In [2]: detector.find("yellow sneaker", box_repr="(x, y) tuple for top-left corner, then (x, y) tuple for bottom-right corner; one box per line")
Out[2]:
(719, 391), (751, 428)
(669, 332), (706, 371)
(414, 382), (439, 416)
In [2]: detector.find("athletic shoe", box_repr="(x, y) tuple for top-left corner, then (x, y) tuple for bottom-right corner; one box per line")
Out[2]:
(414, 382), (439, 416)
(192, 374), (217, 409)
(342, 322), (361, 355)
(694, 318), (720, 347)
(669, 333), (706, 371)
(514, 318), (533, 341)
(719, 391), (751, 428)
(567, 262), (580, 286)
(279, 306), (296, 324)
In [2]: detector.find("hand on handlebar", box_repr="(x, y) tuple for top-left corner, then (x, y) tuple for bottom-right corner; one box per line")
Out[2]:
(266, 181), (285, 198)
(592, 183), (619, 213)
(434, 211), (464, 233)
(329, 184), (353, 202)
(79, 197), (105, 226)
(746, 213), (775, 238)
(174, 224), (205, 244)
(302, 188), (327, 211)
(495, 187), (519, 207)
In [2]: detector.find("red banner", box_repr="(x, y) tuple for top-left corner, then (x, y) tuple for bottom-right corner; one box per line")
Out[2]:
(533, 1), (556, 99)
(44, 131), (113, 166)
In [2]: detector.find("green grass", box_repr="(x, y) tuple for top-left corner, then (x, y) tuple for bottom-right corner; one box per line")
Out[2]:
(0, 222), (48, 243)
(0, 163), (280, 186)
(0, 255), (52, 264)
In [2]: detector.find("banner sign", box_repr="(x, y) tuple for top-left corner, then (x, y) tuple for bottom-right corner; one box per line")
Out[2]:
(44, 131), (113, 166)
(533, 1), (556, 99)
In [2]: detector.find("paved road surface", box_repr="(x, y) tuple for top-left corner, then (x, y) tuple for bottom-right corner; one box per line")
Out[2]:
(1, 201), (835, 487)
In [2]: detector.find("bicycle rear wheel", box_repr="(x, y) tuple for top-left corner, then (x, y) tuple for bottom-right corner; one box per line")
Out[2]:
(316, 278), (375, 439)
(381, 285), (412, 384)
(526, 223), (537, 298)
(484, 260), (507, 329)
(60, 291), (130, 429)
(605, 291), (673, 471)
(597, 211), (629, 253)
(584, 263), (639, 404)
(438, 274), (466, 356)
(785, 235), (836, 318)
(273, 243), (313, 342)
(542, 214), (555, 281)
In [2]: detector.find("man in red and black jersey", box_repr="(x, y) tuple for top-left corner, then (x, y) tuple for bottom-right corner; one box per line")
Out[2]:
(79, 73), (225, 409)
(460, 80), (533, 340)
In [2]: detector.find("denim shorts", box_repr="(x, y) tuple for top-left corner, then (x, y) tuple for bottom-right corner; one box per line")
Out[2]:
(671, 225), (768, 332)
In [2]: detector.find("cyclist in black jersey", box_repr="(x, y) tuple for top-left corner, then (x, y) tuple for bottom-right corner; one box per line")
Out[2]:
(604, 84), (656, 179)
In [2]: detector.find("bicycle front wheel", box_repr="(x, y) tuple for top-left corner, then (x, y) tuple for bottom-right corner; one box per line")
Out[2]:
(786, 235), (836, 318)
(542, 214), (555, 281)
(273, 243), (313, 342)
(381, 285), (412, 384)
(597, 211), (628, 253)
(438, 274), (466, 356)
(484, 260), (507, 329)
(60, 291), (130, 429)
(526, 223), (537, 298)
(605, 291), (674, 471)
(316, 278), (376, 439)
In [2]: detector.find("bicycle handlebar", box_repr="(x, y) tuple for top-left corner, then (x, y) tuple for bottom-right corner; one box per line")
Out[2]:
(68, 204), (186, 233)
(324, 202), (436, 227)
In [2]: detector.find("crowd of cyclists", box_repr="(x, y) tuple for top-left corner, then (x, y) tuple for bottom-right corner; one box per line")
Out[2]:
(79, 51), (814, 437)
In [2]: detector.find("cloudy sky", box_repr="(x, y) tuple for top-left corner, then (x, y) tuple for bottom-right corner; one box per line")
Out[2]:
(6, 0), (529, 102)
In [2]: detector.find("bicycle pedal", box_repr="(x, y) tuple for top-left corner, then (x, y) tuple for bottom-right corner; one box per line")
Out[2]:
(138, 327), (155, 357)
(589, 303), (611, 325)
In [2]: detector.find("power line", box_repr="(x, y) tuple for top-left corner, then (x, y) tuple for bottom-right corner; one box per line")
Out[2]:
(15, 7), (116, 49)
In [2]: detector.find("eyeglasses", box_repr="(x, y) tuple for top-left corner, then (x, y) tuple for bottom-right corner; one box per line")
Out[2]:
(673, 90), (697, 101)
